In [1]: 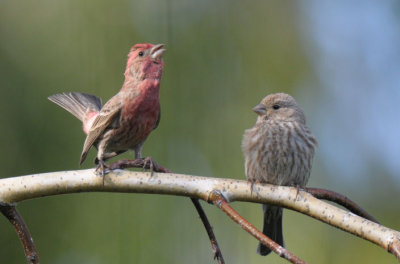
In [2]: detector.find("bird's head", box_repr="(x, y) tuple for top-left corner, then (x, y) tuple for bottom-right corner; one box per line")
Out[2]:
(253, 93), (306, 124)
(125, 43), (166, 80)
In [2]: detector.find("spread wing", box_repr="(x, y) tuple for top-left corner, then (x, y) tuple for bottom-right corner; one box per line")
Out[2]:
(79, 94), (122, 164)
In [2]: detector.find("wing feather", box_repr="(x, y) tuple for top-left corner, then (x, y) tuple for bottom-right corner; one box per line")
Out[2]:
(79, 95), (122, 164)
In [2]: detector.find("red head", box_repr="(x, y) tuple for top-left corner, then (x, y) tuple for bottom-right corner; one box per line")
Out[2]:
(124, 43), (166, 80)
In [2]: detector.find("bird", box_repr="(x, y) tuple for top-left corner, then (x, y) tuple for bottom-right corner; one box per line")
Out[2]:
(241, 93), (317, 256)
(48, 43), (166, 175)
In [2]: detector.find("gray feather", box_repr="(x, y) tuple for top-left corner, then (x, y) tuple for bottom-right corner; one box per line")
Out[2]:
(48, 92), (102, 121)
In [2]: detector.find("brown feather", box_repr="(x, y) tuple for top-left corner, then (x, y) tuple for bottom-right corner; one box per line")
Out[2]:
(79, 95), (123, 164)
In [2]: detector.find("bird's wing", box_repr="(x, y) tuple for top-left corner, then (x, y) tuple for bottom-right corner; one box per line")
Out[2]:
(79, 95), (122, 164)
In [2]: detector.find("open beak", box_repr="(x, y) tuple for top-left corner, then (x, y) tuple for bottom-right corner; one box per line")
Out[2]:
(253, 104), (267, 115)
(150, 44), (166, 60)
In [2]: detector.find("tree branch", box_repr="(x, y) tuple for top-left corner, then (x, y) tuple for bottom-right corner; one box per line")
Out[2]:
(209, 191), (305, 264)
(0, 169), (399, 262)
(305, 187), (379, 224)
(110, 159), (302, 262)
(109, 159), (226, 264)
(0, 203), (40, 264)
(190, 197), (225, 263)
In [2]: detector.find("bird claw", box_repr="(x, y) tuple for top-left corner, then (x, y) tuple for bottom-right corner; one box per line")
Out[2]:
(249, 179), (260, 195)
(142, 156), (159, 176)
(95, 161), (110, 185)
(291, 184), (302, 201)
(95, 162), (109, 175)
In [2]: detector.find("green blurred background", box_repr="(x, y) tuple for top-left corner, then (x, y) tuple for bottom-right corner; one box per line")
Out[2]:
(1, 0), (399, 263)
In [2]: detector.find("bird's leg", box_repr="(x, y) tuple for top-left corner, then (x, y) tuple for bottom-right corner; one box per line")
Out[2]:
(94, 145), (110, 185)
(95, 159), (110, 186)
(134, 144), (159, 176)
(94, 158), (109, 173)
(142, 156), (159, 176)
(101, 152), (119, 163)
(106, 146), (159, 175)
(95, 151), (127, 164)
(94, 139), (112, 183)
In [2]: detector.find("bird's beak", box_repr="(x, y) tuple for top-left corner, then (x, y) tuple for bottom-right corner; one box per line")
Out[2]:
(253, 104), (267, 115)
(150, 44), (166, 60)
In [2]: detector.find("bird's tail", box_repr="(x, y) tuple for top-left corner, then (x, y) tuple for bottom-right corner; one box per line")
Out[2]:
(257, 204), (285, 256)
(48, 92), (102, 121)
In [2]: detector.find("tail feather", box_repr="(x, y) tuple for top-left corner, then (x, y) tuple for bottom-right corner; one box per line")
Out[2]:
(48, 92), (102, 121)
(257, 204), (285, 256)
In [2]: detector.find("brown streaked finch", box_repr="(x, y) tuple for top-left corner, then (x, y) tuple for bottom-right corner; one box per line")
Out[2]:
(48, 43), (166, 175)
(241, 93), (317, 256)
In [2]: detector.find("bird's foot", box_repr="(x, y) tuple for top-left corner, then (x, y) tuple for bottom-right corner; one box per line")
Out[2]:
(142, 156), (159, 176)
(249, 179), (260, 195)
(291, 183), (302, 201)
(95, 160), (110, 185)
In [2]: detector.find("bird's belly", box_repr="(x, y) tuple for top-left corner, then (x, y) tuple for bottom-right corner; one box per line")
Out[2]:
(245, 138), (310, 187)
(106, 107), (159, 152)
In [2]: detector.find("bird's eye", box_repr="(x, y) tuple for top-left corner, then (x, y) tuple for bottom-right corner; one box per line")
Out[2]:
(138, 51), (144, 57)
(273, 104), (280, 110)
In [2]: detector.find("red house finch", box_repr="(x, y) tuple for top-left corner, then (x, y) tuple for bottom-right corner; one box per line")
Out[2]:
(48, 43), (166, 174)
(241, 93), (317, 256)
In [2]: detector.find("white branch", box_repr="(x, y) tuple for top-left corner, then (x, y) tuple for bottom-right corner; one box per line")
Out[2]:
(1, 169), (399, 260)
